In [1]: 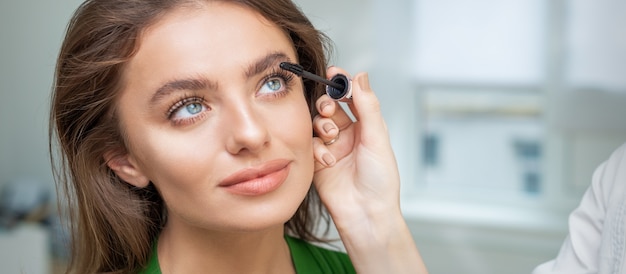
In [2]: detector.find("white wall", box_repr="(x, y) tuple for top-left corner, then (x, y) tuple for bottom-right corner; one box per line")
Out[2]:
(0, 2), (82, 273)
(297, 0), (577, 273)
(0, 1), (83, 187)
(0, 225), (50, 274)
(409, 219), (565, 274)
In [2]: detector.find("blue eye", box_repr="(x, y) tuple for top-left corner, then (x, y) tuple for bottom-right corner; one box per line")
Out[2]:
(183, 103), (203, 115)
(169, 97), (208, 125)
(266, 79), (282, 90)
(259, 77), (285, 95)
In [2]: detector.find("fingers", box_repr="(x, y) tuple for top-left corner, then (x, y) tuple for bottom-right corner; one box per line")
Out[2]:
(312, 66), (389, 171)
(313, 67), (354, 143)
(313, 92), (356, 171)
(327, 67), (388, 146)
(316, 66), (389, 147)
(312, 102), (354, 165)
(315, 94), (353, 130)
(312, 137), (336, 171)
(313, 99), (342, 141)
(313, 115), (339, 144)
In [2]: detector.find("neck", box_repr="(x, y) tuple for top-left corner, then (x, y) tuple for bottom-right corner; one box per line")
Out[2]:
(157, 218), (295, 274)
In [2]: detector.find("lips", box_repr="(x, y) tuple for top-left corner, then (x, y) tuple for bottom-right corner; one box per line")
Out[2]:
(218, 159), (291, 196)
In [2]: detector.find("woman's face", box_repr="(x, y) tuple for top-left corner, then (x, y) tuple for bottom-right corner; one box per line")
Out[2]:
(115, 2), (314, 232)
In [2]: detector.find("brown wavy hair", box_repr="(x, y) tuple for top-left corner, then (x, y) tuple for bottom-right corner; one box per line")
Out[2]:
(49, 0), (332, 273)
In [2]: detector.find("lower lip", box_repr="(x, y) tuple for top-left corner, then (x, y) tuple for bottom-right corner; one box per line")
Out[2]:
(221, 165), (290, 196)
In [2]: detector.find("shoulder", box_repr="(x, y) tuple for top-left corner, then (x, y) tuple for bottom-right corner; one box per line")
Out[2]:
(595, 142), (626, 198)
(606, 142), (626, 170)
(285, 235), (355, 274)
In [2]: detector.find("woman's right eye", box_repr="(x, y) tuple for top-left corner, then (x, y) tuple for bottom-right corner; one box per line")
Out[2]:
(167, 97), (209, 126)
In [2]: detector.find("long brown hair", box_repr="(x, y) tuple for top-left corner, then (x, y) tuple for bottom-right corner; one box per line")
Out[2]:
(50, 0), (332, 273)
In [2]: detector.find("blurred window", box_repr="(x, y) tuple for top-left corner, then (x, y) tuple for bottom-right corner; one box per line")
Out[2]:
(411, 0), (626, 205)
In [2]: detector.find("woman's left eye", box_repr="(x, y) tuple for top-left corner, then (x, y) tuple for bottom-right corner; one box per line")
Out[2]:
(258, 77), (286, 95)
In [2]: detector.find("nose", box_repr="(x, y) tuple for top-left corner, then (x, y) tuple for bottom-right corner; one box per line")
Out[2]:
(224, 102), (271, 155)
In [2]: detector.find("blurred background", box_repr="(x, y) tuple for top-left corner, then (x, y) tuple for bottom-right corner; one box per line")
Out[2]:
(1, 0), (625, 273)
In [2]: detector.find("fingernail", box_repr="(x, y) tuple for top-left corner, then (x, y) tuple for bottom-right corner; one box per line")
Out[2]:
(323, 123), (337, 135)
(359, 73), (371, 91)
(322, 153), (336, 166)
(320, 101), (332, 113)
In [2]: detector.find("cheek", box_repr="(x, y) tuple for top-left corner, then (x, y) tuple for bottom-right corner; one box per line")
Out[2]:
(276, 100), (313, 153)
(124, 121), (222, 186)
(286, 102), (316, 181)
(273, 102), (315, 189)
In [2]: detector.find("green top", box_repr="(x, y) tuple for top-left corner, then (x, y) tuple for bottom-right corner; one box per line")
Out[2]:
(139, 235), (355, 274)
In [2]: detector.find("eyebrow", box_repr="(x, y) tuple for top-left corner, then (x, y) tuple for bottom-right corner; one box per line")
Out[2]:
(150, 51), (292, 104)
(244, 51), (292, 78)
(150, 77), (216, 104)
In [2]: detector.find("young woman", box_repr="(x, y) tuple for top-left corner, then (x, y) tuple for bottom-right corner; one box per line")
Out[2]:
(50, 0), (428, 273)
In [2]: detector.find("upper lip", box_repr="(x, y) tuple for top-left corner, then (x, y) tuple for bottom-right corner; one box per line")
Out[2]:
(219, 159), (291, 187)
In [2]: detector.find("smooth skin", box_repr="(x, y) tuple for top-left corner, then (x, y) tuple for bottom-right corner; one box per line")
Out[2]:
(106, 1), (427, 273)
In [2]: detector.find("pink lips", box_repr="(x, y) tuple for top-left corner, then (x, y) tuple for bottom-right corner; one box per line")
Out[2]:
(219, 159), (291, 196)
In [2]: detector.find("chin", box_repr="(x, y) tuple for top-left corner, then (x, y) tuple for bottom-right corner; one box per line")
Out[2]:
(204, 191), (308, 233)
(219, 208), (300, 233)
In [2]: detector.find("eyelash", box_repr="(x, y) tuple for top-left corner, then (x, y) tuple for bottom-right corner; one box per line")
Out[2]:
(259, 69), (295, 97)
(166, 95), (208, 125)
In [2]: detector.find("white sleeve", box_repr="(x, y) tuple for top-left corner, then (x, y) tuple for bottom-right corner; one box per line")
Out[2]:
(533, 143), (626, 274)
(532, 160), (611, 273)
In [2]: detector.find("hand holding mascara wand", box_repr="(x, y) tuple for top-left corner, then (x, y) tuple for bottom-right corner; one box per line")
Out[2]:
(280, 62), (352, 102)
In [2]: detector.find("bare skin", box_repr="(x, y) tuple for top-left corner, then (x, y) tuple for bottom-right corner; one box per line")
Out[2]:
(106, 1), (428, 273)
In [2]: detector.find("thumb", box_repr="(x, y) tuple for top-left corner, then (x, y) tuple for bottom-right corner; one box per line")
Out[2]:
(351, 73), (388, 142)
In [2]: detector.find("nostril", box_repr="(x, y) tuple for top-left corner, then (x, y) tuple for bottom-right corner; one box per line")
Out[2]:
(225, 118), (271, 155)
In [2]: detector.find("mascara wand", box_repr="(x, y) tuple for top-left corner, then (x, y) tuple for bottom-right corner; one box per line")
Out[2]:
(280, 62), (352, 102)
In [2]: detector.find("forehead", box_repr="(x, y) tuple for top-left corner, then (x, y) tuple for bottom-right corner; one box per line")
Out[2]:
(126, 2), (295, 79)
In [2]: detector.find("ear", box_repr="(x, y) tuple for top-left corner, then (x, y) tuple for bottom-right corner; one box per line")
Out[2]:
(104, 149), (150, 188)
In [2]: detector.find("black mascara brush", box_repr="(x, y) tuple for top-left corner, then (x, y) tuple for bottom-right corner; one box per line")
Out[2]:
(280, 62), (352, 102)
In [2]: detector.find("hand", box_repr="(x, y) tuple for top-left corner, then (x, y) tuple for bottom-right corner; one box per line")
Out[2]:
(311, 67), (427, 274)
(312, 67), (400, 224)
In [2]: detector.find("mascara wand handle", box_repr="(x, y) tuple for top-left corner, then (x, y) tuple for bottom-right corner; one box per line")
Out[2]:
(279, 62), (344, 90)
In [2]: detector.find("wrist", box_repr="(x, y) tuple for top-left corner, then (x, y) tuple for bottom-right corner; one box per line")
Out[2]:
(333, 210), (427, 274)
(333, 205), (405, 248)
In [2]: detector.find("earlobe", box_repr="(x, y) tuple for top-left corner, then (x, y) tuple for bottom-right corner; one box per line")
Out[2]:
(104, 150), (150, 188)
